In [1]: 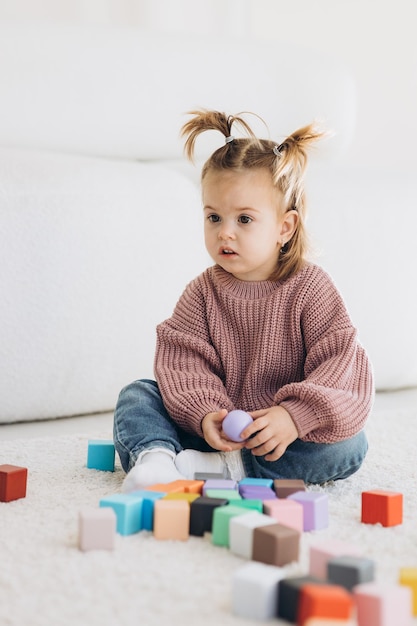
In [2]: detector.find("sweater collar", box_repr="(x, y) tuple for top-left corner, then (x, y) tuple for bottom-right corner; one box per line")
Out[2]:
(211, 265), (280, 299)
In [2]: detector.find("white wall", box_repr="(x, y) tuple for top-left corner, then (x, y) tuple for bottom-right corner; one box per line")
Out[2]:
(1, 0), (415, 169)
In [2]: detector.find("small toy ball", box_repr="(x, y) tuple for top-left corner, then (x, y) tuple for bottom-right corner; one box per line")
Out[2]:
(222, 410), (254, 442)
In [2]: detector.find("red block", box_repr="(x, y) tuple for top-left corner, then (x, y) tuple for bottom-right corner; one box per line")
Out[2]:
(0, 464), (28, 502)
(361, 490), (403, 527)
(297, 583), (354, 625)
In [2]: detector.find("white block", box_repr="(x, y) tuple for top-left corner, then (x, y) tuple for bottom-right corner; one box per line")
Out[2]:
(78, 507), (116, 551)
(232, 561), (285, 620)
(229, 511), (277, 559)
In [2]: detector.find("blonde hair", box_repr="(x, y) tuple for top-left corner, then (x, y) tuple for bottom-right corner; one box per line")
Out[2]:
(181, 109), (325, 282)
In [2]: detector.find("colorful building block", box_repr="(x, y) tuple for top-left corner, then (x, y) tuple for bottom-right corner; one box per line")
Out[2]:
(99, 493), (143, 535)
(277, 575), (325, 623)
(202, 479), (237, 495)
(229, 511), (277, 559)
(0, 464), (28, 502)
(86, 439), (115, 471)
(204, 489), (242, 502)
(239, 485), (277, 500)
(309, 540), (362, 580)
(239, 477), (274, 489)
(232, 561), (285, 620)
(297, 583), (354, 625)
(361, 489), (403, 527)
(252, 523), (300, 567)
(78, 507), (116, 551)
(288, 491), (328, 531)
(189, 496), (229, 536)
(163, 492), (200, 503)
(211, 504), (249, 547)
(274, 478), (306, 498)
(153, 499), (190, 540)
(129, 490), (165, 530)
(327, 555), (375, 591)
(354, 582), (413, 626)
(171, 479), (205, 494)
(263, 498), (304, 532)
(233, 498), (263, 513)
(399, 568), (417, 616)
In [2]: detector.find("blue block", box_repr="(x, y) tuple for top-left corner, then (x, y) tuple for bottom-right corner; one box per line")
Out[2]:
(238, 478), (274, 488)
(87, 440), (115, 472)
(130, 490), (166, 530)
(99, 493), (143, 535)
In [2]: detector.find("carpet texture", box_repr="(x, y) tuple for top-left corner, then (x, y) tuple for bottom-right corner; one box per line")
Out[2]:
(1, 400), (416, 626)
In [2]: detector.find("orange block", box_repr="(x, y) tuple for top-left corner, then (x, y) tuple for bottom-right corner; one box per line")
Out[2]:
(297, 584), (354, 625)
(0, 464), (28, 502)
(145, 481), (185, 494)
(153, 499), (190, 540)
(361, 490), (403, 527)
(171, 479), (205, 494)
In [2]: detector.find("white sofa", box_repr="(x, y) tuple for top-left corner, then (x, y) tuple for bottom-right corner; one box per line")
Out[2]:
(0, 21), (415, 423)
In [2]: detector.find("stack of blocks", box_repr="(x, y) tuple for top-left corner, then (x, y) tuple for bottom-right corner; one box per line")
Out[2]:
(77, 440), (414, 624)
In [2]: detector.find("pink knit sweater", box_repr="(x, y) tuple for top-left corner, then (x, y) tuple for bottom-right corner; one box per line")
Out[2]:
(154, 263), (374, 443)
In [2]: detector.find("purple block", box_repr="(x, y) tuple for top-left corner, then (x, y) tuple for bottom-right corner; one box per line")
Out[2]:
(288, 491), (328, 531)
(222, 410), (254, 442)
(202, 478), (237, 496)
(239, 486), (277, 500)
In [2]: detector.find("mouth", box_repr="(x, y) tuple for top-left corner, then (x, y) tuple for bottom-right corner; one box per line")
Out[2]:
(220, 247), (237, 256)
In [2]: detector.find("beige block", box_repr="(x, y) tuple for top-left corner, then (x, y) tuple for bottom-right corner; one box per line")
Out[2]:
(153, 499), (190, 540)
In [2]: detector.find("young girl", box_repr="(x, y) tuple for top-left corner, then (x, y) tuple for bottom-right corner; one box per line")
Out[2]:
(114, 110), (374, 492)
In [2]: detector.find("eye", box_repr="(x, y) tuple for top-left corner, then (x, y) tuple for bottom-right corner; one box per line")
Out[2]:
(207, 214), (221, 223)
(239, 215), (253, 224)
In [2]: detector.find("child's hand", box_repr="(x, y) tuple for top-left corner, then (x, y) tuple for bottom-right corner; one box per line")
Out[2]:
(241, 406), (298, 461)
(202, 409), (245, 452)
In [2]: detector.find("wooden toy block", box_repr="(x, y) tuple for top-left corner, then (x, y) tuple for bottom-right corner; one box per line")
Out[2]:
(145, 481), (182, 493)
(229, 510), (277, 559)
(153, 499), (190, 540)
(239, 485), (277, 500)
(189, 496), (229, 536)
(399, 568), (417, 615)
(297, 584), (354, 625)
(327, 555), (375, 591)
(163, 492), (200, 503)
(232, 561), (285, 620)
(171, 479), (204, 494)
(309, 540), (362, 580)
(274, 478), (306, 498)
(232, 498), (263, 513)
(78, 507), (116, 551)
(263, 498), (304, 532)
(354, 582), (413, 626)
(86, 440), (115, 472)
(252, 523), (300, 567)
(278, 575), (326, 623)
(211, 504), (249, 547)
(239, 477), (274, 488)
(129, 490), (165, 530)
(202, 478), (237, 495)
(99, 493), (143, 535)
(204, 489), (242, 502)
(288, 491), (328, 531)
(361, 489), (403, 527)
(0, 464), (28, 502)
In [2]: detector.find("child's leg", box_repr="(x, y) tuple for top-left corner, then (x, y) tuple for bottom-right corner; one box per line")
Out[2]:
(241, 431), (368, 484)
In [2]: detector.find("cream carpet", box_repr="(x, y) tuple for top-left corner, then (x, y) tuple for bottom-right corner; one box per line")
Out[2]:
(1, 395), (417, 626)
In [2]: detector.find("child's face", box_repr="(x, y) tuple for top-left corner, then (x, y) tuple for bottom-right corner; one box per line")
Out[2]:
(202, 168), (291, 281)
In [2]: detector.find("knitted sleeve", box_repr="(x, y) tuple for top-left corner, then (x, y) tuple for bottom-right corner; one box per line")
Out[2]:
(275, 270), (374, 443)
(154, 275), (234, 436)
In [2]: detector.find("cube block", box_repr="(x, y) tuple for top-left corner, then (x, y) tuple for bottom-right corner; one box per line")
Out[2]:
(211, 505), (248, 547)
(263, 498), (304, 532)
(399, 568), (417, 616)
(239, 485), (277, 500)
(327, 555), (375, 591)
(274, 479), (306, 498)
(99, 493), (143, 535)
(204, 489), (242, 502)
(229, 511), (277, 559)
(298, 583), (354, 624)
(202, 479), (237, 495)
(128, 489), (165, 530)
(354, 582), (413, 626)
(278, 575), (325, 623)
(288, 491), (328, 531)
(153, 499), (190, 540)
(78, 507), (116, 551)
(361, 489), (403, 527)
(238, 477), (273, 489)
(86, 440), (115, 472)
(310, 540), (362, 580)
(189, 496), (229, 536)
(232, 561), (285, 620)
(252, 523), (300, 567)
(0, 464), (28, 502)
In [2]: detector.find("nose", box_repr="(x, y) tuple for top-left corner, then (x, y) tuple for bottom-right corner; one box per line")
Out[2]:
(218, 221), (236, 241)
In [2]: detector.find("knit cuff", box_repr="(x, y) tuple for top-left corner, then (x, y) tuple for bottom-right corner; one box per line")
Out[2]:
(279, 399), (320, 439)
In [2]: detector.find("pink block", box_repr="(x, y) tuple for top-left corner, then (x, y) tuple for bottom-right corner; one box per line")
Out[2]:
(354, 582), (413, 626)
(310, 539), (362, 579)
(263, 499), (304, 532)
(78, 507), (116, 551)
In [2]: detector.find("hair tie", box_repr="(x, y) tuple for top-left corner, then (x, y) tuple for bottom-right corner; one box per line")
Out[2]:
(273, 144), (284, 156)
(225, 135), (234, 144)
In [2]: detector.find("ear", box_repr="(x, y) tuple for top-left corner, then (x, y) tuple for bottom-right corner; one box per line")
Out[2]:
(279, 210), (298, 245)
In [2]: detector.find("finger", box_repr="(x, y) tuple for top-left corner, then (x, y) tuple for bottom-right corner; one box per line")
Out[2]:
(240, 418), (267, 441)
(265, 443), (287, 462)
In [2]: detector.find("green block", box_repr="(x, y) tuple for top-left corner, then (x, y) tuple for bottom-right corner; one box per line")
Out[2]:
(211, 505), (249, 547)
(233, 498), (263, 513)
(205, 489), (242, 502)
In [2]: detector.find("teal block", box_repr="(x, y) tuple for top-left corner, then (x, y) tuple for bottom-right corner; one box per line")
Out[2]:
(233, 499), (264, 513)
(99, 493), (143, 535)
(87, 440), (115, 472)
(205, 489), (242, 502)
(212, 505), (250, 547)
(129, 490), (166, 530)
(239, 478), (274, 488)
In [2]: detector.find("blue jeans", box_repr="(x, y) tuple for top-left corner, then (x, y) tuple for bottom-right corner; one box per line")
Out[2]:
(113, 379), (368, 484)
